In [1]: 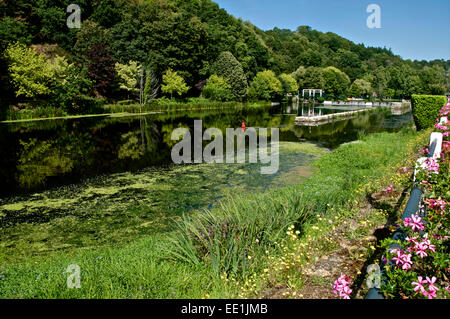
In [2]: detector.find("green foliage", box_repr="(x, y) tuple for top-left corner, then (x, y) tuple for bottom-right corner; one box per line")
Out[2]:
(295, 66), (325, 90)
(0, 17), (31, 51)
(74, 20), (111, 60)
(49, 56), (94, 112)
(411, 94), (447, 130)
(161, 69), (190, 98)
(202, 74), (234, 101)
(322, 66), (350, 97)
(387, 65), (421, 99)
(248, 70), (283, 101)
(1, 0), (449, 110)
(279, 73), (299, 95)
(420, 65), (447, 95)
(350, 79), (373, 97)
(334, 49), (362, 82)
(4, 42), (53, 98)
(210, 51), (248, 100)
(115, 61), (142, 94)
(368, 67), (389, 98)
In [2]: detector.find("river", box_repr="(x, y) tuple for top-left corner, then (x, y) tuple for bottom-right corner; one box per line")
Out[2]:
(0, 104), (412, 261)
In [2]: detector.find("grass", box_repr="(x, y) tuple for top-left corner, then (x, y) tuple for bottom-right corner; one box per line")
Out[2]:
(164, 125), (424, 279)
(0, 125), (426, 298)
(3, 105), (69, 122)
(2, 100), (270, 123)
(227, 127), (432, 298)
(101, 99), (272, 115)
(0, 234), (228, 299)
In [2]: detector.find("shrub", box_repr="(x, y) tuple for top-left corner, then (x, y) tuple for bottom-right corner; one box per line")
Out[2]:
(210, 51), (248, 100)
(161, 69), (189, 99)
(248, 70), (283, 101)
(202, 74), (233, 101)
(411, 94), (446, 130)
(278, 73), (298, 96)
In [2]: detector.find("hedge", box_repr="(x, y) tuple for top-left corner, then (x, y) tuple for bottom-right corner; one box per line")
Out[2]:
(411, 94), (447, 130)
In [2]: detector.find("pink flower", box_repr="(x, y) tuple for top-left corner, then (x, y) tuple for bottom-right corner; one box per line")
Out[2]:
(391, 249), (403, 266)
(410, 235), (436, 258)
(414, 243), (428, 258)
(413, 276), (440, 299)
(400, 253), (412, 270)
(424, 277), (439, 299)
(435, 123), (448, 131)
(421, 237), (435, 252)
(390, 249), (413, 270)
(406, 236), (418, 245)
(427, 277), (439, 291)
(333, 274), (352, 299)
(426, 198), (447, 214)
(423, 158), (439, 173)
(412, 276), (427, 293)
(434, 234), (450, 240)
(385, 185), (394, 194)
(423, 290), (438, 299)
(403, 214), (425, 231)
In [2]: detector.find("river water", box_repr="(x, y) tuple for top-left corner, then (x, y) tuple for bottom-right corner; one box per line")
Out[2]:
(0, 105), (413, 260)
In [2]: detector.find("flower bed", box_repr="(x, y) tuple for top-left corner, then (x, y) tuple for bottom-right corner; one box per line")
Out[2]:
(334, 102), (450, 299)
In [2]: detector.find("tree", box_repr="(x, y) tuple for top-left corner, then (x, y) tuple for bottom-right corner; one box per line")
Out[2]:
(86, 43), (116, 97)
(0, 17), (31, 51)
(291, 66), (306, 86)
(74, 20), (111, 61)
(334, 49), (362, 81)
(90, 0), (123, 28)
(299, 49), (323, 67)
(115, 61), (142, 98)
(420, 65), (446, 95)
(349, 79), (373, 97)
(141, 70), (160, 105)
(322, 66), (350, 97)
(279, 73), (299, 95)
(4, 42), (53, 98)
(299, 67), (325, 90)
(211, 51), (248, 100)
(202, 74), (233, 101)
(369, 67), (389, 98)
(248, 70), (282, 101)
(109, 20), (147, 64)
(49, 56), (93, 111)
(161, 69), (189, 98)
(387, 65), (421, 98)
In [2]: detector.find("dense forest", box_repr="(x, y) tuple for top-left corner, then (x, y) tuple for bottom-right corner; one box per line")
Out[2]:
(0, 0), (449, 114)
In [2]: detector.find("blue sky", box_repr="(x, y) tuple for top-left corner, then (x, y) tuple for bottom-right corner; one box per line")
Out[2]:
(214, 0), (450, 61)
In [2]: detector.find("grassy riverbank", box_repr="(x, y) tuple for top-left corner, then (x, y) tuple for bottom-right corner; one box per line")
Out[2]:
(0, 125), (427, 298)
(232, 128), (432, 299)
(2, 99), (270, 122)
